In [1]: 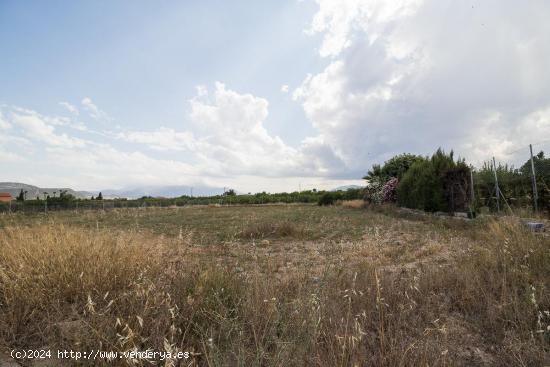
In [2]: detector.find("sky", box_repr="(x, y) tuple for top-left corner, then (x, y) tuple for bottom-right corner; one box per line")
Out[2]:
(1, 0), (550, 193)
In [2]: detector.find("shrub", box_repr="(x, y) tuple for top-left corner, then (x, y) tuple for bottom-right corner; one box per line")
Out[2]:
(363, 178), (384, 204)
(398, 149), (470, 212)
(381, 177), (398, 203)
(318, 192), (336, 206)
(364, 153), (424, 182)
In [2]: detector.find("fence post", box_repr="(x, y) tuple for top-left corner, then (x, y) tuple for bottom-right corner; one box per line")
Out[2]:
(529, 144), (539, 213)
(469, 166), (475, 217)
(492, 157), (500, 212)
(470, 167), (475, 204)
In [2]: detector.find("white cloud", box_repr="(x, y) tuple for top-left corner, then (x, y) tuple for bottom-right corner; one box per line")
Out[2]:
(11, 109), (86, 148)
(119, 83), (306, 177)
(308, 0), (423, 57)
(59, 101), (79, 115)
(295, 0), (550, 171)
(117, 127), (196, 152)
(81, 97), (111, 121)
(1, 93), (362, 192)
(118, 82), (355, 178)
(280, 84), (289, 93)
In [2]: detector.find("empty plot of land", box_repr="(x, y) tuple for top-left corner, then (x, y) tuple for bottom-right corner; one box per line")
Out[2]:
(0, 205), (548, 366)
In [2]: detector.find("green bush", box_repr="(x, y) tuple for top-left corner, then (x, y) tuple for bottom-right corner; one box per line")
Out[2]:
(318, 192), (336, 206)
(364, 153), (424, 182)
(398, 149), (470, 212)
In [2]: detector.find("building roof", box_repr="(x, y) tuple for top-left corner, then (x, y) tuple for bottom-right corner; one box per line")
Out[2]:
(0, 192), (12, 197)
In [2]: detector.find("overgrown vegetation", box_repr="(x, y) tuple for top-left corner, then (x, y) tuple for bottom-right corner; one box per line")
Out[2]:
(398, 149), (470, 212)
(0, 205), (547, 366)
(365, 148), (550, 215)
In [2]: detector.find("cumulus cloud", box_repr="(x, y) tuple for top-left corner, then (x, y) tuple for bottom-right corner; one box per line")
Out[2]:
(0, 104), (204, 189)
(117, 83), (305, 176)
(10, 109), (86, 148)
(280, 84), (289, 93)
(188, 82), (304, 175)
(118, 82), (352, 178)
(1, 94), (363, 192)
(296, 0), (550, 170)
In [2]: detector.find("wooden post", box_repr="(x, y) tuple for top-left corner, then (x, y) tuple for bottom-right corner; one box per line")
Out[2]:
(529, 144), (538, 213)
(492, 157), (500, 212)
(470, 167), (475, 204)
(469, 167), (475, 218)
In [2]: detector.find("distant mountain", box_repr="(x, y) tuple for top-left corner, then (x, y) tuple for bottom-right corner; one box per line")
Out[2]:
(331, 185), (364, 191)
(0, 182), (92, 199)
(0, 182), (230, 200)
(100, 185), (226, 199)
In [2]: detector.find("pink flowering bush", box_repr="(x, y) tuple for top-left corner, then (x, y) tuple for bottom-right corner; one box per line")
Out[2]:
(382, 177), (398, 203)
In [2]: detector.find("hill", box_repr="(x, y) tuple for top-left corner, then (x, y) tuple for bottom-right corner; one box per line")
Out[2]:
(0, 182), (92, 199)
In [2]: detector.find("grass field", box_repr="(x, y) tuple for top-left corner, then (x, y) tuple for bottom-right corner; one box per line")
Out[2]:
(0, 204), (548, 366)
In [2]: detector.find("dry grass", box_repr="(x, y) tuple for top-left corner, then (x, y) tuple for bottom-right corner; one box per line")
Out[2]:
(340, 200), (366, 209)
(0, 206), (548, 366)
(238, 220), (307, 240)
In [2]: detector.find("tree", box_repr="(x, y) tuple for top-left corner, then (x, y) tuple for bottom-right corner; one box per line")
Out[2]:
(519, 150), (550, 211)
(364, 153), (424, 183)
(97, 192), (103, 200)
(16, 189), (24, 201)
(398, 149), (470, 212)
(223, 189), (236, 196)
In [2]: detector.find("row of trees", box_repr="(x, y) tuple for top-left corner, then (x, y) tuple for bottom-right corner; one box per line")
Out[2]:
(15, 189), (104, 202)
(1, 188), (365, 213)
(364, 149), (550, 215)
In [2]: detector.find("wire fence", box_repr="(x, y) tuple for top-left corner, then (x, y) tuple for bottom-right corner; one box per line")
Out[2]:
(472, 142), (550, 217)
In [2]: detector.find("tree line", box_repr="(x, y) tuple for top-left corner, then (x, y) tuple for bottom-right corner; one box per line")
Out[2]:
(0, 188), (364, 213)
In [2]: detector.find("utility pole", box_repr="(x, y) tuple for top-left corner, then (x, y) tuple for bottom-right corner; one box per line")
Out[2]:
(529, 144), (539, 213)
(492, 157), (500, 212)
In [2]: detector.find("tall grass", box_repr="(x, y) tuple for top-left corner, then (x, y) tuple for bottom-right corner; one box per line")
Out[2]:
(0, 217), (548, 366)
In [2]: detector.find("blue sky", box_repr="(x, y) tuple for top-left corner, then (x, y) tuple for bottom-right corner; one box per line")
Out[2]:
(1, 1), (320, 142)
(1, 0), (550, 192)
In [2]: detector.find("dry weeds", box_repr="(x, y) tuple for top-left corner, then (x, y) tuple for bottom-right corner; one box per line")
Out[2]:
(0, 206), (548, 366)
